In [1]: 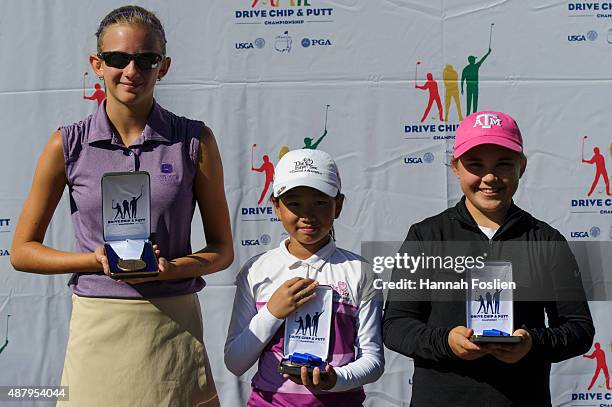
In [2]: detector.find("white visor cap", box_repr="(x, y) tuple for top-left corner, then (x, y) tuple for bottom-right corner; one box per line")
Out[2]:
(272, 149), (341, 198)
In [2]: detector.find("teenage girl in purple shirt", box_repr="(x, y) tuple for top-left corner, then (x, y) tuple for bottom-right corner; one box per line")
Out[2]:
(10, 6), (233, 406)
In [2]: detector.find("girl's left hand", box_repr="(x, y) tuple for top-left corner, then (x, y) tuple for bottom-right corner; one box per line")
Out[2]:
(482, 328), (532, 364)
(120, 244), (172, 285)
(283, 364), (337, 390)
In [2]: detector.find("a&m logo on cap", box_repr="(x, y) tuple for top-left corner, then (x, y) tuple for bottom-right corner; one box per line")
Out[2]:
(473, 113), (502, 129)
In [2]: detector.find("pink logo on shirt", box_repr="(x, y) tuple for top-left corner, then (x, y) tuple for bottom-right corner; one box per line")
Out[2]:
(330, 281), (350, 301)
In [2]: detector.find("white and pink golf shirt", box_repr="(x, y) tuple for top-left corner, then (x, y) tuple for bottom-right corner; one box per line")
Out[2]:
(225, 238), (384, 407)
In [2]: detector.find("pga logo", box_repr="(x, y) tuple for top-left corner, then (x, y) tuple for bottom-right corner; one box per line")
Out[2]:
(301, 38), (332, 48)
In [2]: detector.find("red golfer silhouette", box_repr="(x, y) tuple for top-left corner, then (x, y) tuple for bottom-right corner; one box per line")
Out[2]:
(252, 154), (275, 205)
(83, 83), (106, 106)
(251, 0), (279, 7)
(416, 73), (443, 123)
(583, 342), (612, 390)
(583, 147), (612, 196)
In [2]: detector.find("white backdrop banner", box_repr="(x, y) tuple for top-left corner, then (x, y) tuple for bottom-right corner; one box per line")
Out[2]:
(1, 1), (611, 406)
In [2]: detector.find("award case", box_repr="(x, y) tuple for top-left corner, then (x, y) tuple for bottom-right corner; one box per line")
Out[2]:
(101, 171), (158, 279)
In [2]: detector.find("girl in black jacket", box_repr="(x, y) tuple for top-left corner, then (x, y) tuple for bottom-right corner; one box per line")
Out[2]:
(383, 110), (594, 407)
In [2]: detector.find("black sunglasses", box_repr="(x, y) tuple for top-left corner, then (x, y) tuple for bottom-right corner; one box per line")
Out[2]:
(97, 51), (165, 70)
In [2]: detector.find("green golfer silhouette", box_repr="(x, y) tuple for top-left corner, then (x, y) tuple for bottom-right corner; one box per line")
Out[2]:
(303, 130), (327, 149)
(461, 48), (492, 115)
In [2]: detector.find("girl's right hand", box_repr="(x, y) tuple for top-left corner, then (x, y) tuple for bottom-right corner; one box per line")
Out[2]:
(267, 277), (318, 319)
(448, 326), (489, 360)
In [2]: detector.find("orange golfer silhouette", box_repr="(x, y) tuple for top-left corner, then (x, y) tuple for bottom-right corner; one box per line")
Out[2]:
(252, 154), (275, 205)
(583, 342), (612, 390)
(583, 147), (612, 196)
(83, 83), (106, 106)
(416, 73), (443, 123)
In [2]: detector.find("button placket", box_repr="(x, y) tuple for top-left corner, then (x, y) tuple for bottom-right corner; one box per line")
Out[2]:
(124, 148), (136, 172)
(132, 149), (140, 171)
(305, 263), (312, 279)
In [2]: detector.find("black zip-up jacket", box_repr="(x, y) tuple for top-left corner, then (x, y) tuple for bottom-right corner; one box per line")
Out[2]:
(383, 197), (594, 407)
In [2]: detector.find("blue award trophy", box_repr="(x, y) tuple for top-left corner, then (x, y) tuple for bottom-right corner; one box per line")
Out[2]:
(278, 285), (333, 377)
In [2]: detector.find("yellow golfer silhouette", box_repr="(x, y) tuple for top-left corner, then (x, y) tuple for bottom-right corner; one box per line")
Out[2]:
(443, 64), (463, 122)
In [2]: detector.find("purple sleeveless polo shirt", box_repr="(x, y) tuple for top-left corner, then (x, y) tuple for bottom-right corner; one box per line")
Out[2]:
(61, 100), (205, 298)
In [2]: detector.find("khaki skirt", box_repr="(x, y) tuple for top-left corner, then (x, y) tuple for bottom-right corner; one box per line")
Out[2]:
(57, 293), (218, 407)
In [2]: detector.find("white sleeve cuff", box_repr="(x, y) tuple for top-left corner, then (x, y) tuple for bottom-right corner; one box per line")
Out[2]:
(331, 366), (351, 392)
(249, 304), (285, 341)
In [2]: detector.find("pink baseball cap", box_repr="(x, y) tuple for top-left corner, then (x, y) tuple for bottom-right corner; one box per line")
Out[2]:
(453, 111), (523, 158)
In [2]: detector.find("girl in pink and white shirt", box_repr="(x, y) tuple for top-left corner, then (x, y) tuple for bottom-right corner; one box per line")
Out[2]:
(225, 149), (384, 407)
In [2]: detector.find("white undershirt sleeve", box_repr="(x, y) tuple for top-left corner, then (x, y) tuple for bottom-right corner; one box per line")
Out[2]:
(332, 289), (385, 392)
(224, 266), (284, 376)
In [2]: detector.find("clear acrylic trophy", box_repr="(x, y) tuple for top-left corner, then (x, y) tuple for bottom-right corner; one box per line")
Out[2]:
(101, 171), (158, 279)
(466, 261), (521, 344)
(278, 285), (333, 376)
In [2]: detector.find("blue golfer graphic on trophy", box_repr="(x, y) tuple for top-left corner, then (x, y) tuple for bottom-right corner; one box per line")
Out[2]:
(282, 286), (333, 373)
(294, 310), (325, 337)
(475, 289), (503, 315)
(111, 186), (144, 220)
(467, 262), (514, 340)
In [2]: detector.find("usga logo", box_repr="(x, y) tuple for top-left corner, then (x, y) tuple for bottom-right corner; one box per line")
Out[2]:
(236, 42), (254, 50)
(404, 152), (435, 165)
(0, 248), (9, 256)
(254, 38), (266, 48)
(236, 38), (266, 50)
(568, 31), (598, 42)
(301, 38), (332, 47)
(241, 234), (273, 246)
(570, 226), (600, 238)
